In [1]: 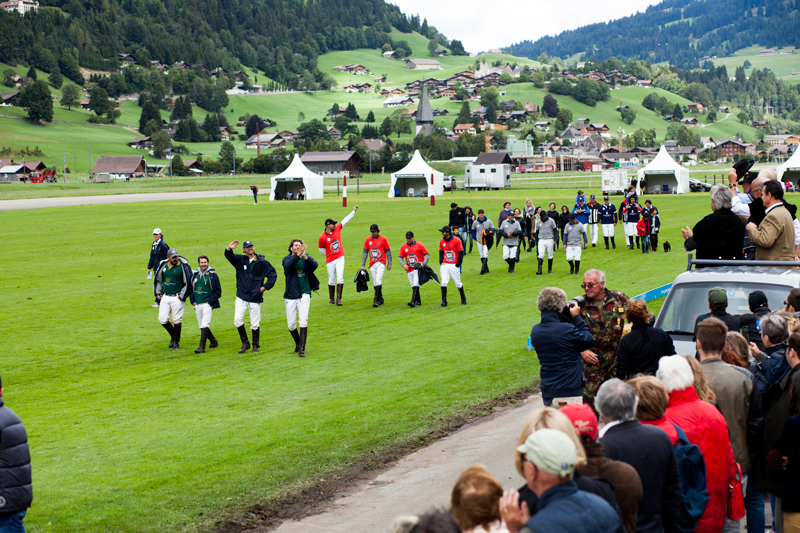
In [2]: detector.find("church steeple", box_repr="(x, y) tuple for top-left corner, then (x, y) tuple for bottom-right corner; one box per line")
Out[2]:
(415, 86), (434, 136)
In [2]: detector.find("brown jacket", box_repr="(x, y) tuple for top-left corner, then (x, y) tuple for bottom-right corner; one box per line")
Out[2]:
(748, 203), (795, 263)
(700, 357), (753, 471)
(580, 441), (643, 533)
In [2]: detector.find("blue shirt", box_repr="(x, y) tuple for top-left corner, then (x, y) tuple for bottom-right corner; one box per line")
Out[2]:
(599, 204), (617, 224)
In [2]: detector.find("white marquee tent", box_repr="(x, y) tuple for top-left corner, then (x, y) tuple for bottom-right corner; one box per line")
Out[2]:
(389, 150), (443, 198)
(777, 149), (800, 185)
(269, 154), (324, 201)
(636, 145), (690, 194)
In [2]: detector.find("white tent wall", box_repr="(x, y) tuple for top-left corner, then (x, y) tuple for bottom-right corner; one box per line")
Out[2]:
(269, 154), (324, 201)
(777, 149), (800, 185)
(389, 150), (444, 198)
(636, 145), (690, 194)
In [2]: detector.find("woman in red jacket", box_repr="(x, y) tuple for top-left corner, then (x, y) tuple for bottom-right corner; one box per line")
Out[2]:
(657, 354), (735, 533)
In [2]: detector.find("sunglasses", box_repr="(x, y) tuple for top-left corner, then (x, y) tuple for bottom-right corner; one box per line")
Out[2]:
(581, 281), (603, 290)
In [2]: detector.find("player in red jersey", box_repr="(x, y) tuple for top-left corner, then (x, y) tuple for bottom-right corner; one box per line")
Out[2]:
(438, 226), (466, 307)
(361, 223), (392, 307)
(399, 231), (435, 308)
(318, 206), (358, 305)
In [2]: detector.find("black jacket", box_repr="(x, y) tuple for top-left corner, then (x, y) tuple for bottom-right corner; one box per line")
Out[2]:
(354, 267), (370, 293)
(739, 307), (772, 351)
(684, 207), (745, 263)
(616, 324), (676, 379)
(694, 309), (742, 337)
(449, 207), (465, 229)
(224, 248), (277, 303)
(0, 399), (32, 514)
(558, 211), (571, 230)
(282, 254), (319, 300)
(601, 420), (682, 533)
(148, 239), (169, 270)
(189, 267), (222, 309)
(530, 310), (594, 400)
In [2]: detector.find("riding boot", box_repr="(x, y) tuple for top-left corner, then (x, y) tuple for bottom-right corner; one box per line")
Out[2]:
(459, 286), (467, 305)
(162, 322), (175, 349)
(414, 286), (421, 306)
(628, 237), (634, 250)
(407, 287), (417, 307)
(290, 328), (301, 353)
(440, 286), (448, 307)
(194, 328), (207, 354)
(237, 325), (250, 354)
(298, 327), (307, 358)
(569, 260), (575, 275)
(373, 286), (380, 308)
(506, 258), (512, 273)
(207, 328), (219, 348)
(516, 246), (521, 262)
(336, 283), (343, 306)
(611, 237), (616, 249)
(377, 285), (384, 305)
(173, 323), (182, 349)
(328, 285), (335, 305)
(536, 258), (543, 275)
(508, 259), (515, 273)
(604, 236), (609, 250)
(574, 260), (581, 276)
(480, 257), (486, 275)
(547, 258), (553, 273)
(251, 328), (260, 353)
(483, 258), (489, 273)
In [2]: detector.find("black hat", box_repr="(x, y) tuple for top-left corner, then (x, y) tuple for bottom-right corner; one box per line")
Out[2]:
(450, 202), (458, 208)
(324, 218), (336, 226)
(569, 213), (577, 220)
(733, 160), (755, 180)
(370, 224), (379, 232)
(743, 171), (759, 184)
(748, 290), (769, 310)
(439, 225), (452, 233)
(406, 231), (414, 238)
(478, 209), (485, 214)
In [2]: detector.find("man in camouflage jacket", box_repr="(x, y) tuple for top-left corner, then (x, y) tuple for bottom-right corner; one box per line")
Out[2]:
(579, 268), (629, 406)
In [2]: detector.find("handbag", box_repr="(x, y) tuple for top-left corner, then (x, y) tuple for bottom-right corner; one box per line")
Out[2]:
(727, 462), (745, 521)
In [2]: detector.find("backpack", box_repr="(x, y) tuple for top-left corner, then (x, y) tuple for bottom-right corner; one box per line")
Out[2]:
(673, 424), (710, 533)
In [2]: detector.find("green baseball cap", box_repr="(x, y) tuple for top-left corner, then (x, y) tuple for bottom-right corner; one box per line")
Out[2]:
(708, 287), (728, 308)
(516, 428), (576, 478)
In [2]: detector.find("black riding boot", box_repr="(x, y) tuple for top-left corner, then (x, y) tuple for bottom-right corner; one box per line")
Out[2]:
(290, 328), (301, 353)
(536, 259), (543, 275)
(414, 286), (421, 306)
(237, 325), (250, 354)
(483, 258), (489, 273)
(611, 237), (616, 249)
(377, 285), (384, 305)
(604, 237), (609, 250)
(207, 328), (218, 348)
(172, 323), (182, 349)
(251, 328), (260, 353)
(628, 237), (634, 250)
(569, 260), (574, 274)
(574, 260), (581, 276)
(298, 327), (307, 357)
(509, 259), (515, 273)
(194, 328), (208, 354)
(459, 286), (467, 305)
(162, 322), (175, 349)
(440, 286), (448, 307)
(373, 286), (380, 308)
(408, 287), (417, 307)
(480, 258), (486, 274)
(547, 258), (553, 273)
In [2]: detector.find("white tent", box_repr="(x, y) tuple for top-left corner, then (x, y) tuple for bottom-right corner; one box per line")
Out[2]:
(777, 148), (800, 185)
(389, 150), (443, 198)
(636, 145), (690, 194)
(269, 154), (324, 201)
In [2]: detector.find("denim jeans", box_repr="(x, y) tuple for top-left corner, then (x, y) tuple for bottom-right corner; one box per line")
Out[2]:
(744, 476), (765, 533)
(0, 509), (26, 533)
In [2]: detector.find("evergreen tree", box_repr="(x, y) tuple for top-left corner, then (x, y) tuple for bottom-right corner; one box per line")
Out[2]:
(245, 114), (263, 138)
(23, 80), (53, 123)
(366, 110), (375, 123)
(344, 102), (358, 120)
(219, 141), (236, 171)
(88, 87), (112, 116)
(27, 66), (37, 81)
(171, 154), (186, 176)
(454, 101), (471, 130)
(202, 113), (222, 141)
(48, 68), (63, 89)
(139, 100), (162, 134)
(673, 103), (684, 120)
(379, 116), (393, 137)
(174, 119), (192, 142)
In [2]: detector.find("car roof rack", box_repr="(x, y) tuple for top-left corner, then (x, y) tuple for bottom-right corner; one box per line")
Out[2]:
(687, 253), (799, 271)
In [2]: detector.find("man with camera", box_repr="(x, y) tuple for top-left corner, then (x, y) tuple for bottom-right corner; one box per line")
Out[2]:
(579, 269), (629, 406)
(530, 287), (595, 407)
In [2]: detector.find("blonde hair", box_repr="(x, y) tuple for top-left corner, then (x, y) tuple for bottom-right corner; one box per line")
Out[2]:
(682, 355), (716, 403)
(723, 332), (751, 368)
(514, 407), (587, 477)
(627, 375), (668, 421)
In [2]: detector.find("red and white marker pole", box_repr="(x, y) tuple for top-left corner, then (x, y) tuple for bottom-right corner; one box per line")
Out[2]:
(430, 172), (435, 206)
(343, 171), (348, 207)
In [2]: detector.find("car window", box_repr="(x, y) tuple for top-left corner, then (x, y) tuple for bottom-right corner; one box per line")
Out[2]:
(657, 282), (790, 334)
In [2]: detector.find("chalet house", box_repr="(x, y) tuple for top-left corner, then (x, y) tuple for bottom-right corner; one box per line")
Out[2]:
(455, 70), (474, 79)
(766, 134), (800, 146)
(233, 71), (246, 80)
(245, 133), (283, 149)
(438, 88), (456, 98)
(332, 66), (347, 72)
(219, 126), (233, 141)
(383, 96), (414, 108)
(752, 121), (769, 128)
(687, 102), (705, 112)
(665, 114), (674, 122)
(454, 124), (477, 136)
(127, 136), (152, 150)
(636, 80), (652, 88)
(345, 64), (366, 74)
(718, 106), (730, 113)
(759, 49), (777, 56)
(406, 59), (442, 71)
(117, 53), (135, 64)
(700, 136), (717, 149)
(278, 130), (299, 142)
(401, 109), (416, 119)
(91, 156), (146, 182)
(560, 127), (587, 143)
(1, 0), (38, 14)
(344, 83), (372, 92)
(0, 91), (19, 105)
(210, 68), (229, 78)
(435, 49), (448, 57)
(615, 105), (629, 111)
(587, 123), (609, 133)
(192, 64), (211, 75)
(576, 118), (590, 125)
(358, 139), (386, 151)
(717, 140), (748, 157)
(487, 49), (503, 54)
(525, 103), (540, 114)
(380, 88), (406, 97)
(327, 126), (341, 139)
(171, 61), (190, 70)
(680, 117), (698, 125)
(374, 76), (387, 83)
(382, 51), (402, 60)
(181, 160), (204, 174)
(300, 151), (362, 179)
(534, 121), (551, 130)
(432, 109), (448, 116)
(80, 99), (91, 109)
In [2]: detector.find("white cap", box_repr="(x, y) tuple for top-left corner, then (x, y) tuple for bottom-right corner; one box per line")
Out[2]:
(153, 228), (162, 234)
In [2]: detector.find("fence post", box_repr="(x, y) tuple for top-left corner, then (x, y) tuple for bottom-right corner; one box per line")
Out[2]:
(336, 179), (339, 196)
(430, 172), (435, 206)
(343, 171), (347, 207)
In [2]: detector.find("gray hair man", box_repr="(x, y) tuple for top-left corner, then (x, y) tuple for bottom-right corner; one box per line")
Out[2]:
(681, 184), (745, 264)
(750, 312), (790, 386)
(597, 379), (682, 533)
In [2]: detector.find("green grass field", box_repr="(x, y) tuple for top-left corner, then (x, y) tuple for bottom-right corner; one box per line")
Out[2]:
(1, 188), (707, 532)
(710, 45), (800, 81)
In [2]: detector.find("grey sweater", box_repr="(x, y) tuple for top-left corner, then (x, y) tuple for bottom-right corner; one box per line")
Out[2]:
(499, 219), (523, 247)
(538, 218), (558, 241)
(472, 217), (494, 235)
(563, 222), (588, 247)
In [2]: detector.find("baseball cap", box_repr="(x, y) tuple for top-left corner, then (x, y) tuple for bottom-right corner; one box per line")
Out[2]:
(406, 231), (414, 239)
(508, 210), (516, 216)
(450, 202), (458, 208)
(708, 287), (728, 308)
(560, 404), (599, 442)
(243, 240), (254, 248)
(153, 228), (162, 234)
(167, 248), (178, 258)
(590, 194), (595, 199)
(439, 225), (452, 233)
(370, 224), (380, 232)
(603, 195), (609, 200)
(748, 290), (769, 310)
(569, 212), (577, 219)
(478, 209), (485, 214)
(516, 428), (577, 478)
(324, 218), (336, 226)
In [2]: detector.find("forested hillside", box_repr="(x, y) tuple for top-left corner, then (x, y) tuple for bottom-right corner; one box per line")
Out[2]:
(507, 0), (800, 69)
(0, 0), (457, 88)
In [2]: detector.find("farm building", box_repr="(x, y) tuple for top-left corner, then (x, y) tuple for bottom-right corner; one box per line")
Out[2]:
(300, 151), (362, 179)
(91, 156), (146, 182)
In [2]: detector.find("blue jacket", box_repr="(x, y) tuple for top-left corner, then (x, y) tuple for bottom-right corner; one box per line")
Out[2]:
(225, 248), (277, 303)
(523, 481), (623, 533)
(530, 310), (594, 399)
(148, 239), (169, 269)
(0, 399), (32, 514)
(599, 204), (617, 224)
(282, 253), (320, 300)
(154, 256), (194, 301)
(189, 267), (222, 309)
(573, 203), (589, 224)
(625, 203), (643, 223)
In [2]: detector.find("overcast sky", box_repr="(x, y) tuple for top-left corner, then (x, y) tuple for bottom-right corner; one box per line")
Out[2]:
(389, 0), (663, 55)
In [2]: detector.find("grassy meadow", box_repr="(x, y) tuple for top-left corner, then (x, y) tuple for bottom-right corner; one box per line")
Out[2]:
(1, 188), (709, 532)
(710, 45), (800, 83)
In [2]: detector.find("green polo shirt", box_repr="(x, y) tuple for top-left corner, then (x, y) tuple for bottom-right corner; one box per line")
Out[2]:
(296, 258), (310, 295)
(193, 270), (212, 304)
(162, 263), (184, 294)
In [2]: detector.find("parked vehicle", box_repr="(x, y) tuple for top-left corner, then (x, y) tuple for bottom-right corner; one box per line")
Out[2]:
(688, 178), (712, 192)
(443, 175), (456, 191)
